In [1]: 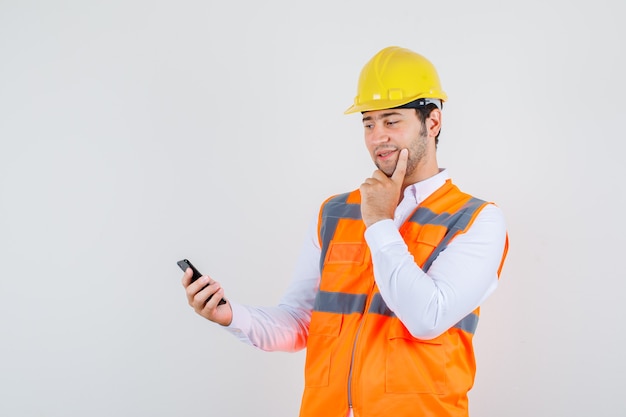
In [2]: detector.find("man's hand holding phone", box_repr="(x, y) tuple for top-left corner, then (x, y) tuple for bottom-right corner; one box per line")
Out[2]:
(179, 259), (232, 326)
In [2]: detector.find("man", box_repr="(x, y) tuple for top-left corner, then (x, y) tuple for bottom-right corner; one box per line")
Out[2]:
(182, 46), (509, 417)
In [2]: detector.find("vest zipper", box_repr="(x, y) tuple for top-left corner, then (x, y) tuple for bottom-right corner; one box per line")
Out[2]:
(346, 280), (377, 413)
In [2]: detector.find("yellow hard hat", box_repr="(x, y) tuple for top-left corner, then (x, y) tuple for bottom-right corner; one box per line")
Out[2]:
(344, 46), (448, 114)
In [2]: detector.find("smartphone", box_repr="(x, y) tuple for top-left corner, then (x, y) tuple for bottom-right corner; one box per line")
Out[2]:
(177, 259), (226, 305)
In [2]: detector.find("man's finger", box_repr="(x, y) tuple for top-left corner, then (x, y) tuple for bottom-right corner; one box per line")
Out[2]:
(181, 268), (193, 287)
(392, 148), (408, 183)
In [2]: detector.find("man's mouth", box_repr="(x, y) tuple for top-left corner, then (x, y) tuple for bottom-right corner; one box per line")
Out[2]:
(377, 148), (398, 160)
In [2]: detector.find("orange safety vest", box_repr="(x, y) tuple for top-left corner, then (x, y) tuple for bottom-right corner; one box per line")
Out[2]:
(299, 180), (508, 417)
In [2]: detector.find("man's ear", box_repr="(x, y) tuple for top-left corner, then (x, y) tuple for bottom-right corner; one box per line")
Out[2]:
(426, 108), (442, 138)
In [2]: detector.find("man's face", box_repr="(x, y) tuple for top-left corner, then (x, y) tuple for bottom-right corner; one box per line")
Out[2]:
(362, 108), (430, 179)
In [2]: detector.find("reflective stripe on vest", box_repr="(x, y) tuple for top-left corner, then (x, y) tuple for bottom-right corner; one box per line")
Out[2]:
(314, 290), (480, 335)
(418, 197), (486, 271)
(319, 192), (360, 272)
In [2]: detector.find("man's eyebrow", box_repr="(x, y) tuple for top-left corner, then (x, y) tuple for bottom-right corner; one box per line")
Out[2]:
(362, 111), (404, 122)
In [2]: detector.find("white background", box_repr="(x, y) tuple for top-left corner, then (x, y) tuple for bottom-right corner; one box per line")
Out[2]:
(1, 1), (625, 416)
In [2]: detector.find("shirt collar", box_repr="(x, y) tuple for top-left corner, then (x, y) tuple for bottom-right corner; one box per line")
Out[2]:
(403, 168), (450, 205)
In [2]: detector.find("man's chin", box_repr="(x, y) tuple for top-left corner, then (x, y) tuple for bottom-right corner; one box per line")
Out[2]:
(377, 166), (395, 177)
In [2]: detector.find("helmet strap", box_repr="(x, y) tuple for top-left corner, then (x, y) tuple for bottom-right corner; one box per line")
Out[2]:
(394, 98), (443, 110)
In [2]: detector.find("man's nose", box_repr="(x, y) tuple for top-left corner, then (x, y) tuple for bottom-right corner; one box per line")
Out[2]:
(369, 124), (391, 144)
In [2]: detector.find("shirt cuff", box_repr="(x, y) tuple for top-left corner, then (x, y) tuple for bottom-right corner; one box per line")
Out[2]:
(364, 218), (403, 252)
(222, 302), (253, 343)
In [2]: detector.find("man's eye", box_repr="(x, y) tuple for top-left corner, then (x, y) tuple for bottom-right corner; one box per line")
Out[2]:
(386, 120), (398, 126)
(364, 124), (373, 129)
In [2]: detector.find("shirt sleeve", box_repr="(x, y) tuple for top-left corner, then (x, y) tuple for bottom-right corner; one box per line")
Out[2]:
(223, 216), (321, 352)
(364, 204), (508, 340)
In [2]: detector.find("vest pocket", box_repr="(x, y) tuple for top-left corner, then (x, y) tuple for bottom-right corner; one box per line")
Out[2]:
(386, 323), (446, 394)
(304, 312), (342, 387)
(324, 242), (367, 264)
(410, 224), (447, 266)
